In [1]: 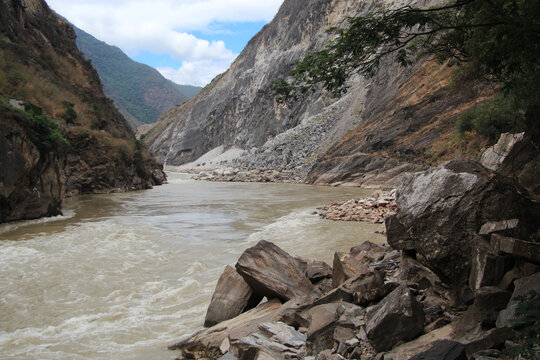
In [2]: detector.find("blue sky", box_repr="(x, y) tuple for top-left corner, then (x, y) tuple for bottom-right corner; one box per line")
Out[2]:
(131, 20), (268, 68)
(46, 1), (282, 86)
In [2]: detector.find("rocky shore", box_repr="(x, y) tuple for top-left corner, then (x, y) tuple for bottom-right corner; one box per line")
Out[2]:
(168, 159), (540, 360)
(317, 191), (397, 224)
(178, 168), (304, 184)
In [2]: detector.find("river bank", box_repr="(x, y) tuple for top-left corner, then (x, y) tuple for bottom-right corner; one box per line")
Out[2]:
(169, 160), (540, 360)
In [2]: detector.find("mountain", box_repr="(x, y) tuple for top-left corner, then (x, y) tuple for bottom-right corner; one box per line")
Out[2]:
(73, 26), (201, 128)
(144, 0), (489, 187)
(0, 0), (165, 223)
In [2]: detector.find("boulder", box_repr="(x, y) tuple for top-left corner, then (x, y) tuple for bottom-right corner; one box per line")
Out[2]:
(400, 253), (443, 290)
(366, 285), (424, 352)
(230, 322), (307, 360)
(236, 240), (319, 301)
(409, 340), (467, 360)
(315, 270), (386, 306)
(332, 251), (370, 288)
(386, 160), (540, 285)
(205, 265), (263, 327)
(496, 271), (540, 328)
(295, 257), (333, 283)
(305, 302), (365, 356)
(480, 132), (524, 171)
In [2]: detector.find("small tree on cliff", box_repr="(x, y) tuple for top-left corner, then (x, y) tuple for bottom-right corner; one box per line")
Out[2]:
(273, 0), (540, 137)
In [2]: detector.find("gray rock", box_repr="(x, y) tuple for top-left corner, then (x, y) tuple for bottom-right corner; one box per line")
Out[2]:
(409, 340), (467, 360)
(236, 240), (319, 301)
(366, 285), (424, 352)
(231, 322), (306, 360)
(205, 265), (263, 327)
(386, 160), (540, 285)
(480, 132), (525, 171)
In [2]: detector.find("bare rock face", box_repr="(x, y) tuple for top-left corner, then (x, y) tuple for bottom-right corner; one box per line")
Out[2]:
(236, 240), (320, 301)
(496, 271), (540, 328)
(204, 265), (263, 327)
(386, 160), (540, 285)
(366, 285), (424, 352)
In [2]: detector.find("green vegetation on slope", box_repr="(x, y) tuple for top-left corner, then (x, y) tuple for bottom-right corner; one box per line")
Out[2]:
(74, 26), (201, 127)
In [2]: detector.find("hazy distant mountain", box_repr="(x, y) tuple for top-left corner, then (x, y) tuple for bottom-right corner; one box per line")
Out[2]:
(73, 26), (201, 128)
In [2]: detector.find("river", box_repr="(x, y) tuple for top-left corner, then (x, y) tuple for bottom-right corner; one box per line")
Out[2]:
(0, 172), (385, 360)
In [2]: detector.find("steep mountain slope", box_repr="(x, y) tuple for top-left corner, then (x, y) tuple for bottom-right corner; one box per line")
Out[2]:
(145, 0), (489, 186)
(74, 26), (201, 128)
(0, 0), (165, 223)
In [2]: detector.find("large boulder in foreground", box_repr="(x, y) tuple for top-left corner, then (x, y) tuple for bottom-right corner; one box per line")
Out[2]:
(236, 240), (320, 301)
(386, 160), (540, 285)
(366, 285), (424, 352)
(205, 265), (263, 327)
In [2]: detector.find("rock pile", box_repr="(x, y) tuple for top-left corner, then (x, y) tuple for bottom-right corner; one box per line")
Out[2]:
(169, 160), (540, 360)
(318, 191), (397, 224)
(186, 168), (303, 184)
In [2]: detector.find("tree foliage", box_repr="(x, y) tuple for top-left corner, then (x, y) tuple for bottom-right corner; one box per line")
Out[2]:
(273, 0), (540, 135)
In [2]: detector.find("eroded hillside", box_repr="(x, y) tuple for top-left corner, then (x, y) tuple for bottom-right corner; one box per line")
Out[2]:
(0, 0), (165, 222)
(144, 0), (499, 188)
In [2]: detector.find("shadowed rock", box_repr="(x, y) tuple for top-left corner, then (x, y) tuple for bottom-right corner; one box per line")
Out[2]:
(205, 265), (263, 327)
(366, 285), (424, 352)
(236, 240), (320, 301)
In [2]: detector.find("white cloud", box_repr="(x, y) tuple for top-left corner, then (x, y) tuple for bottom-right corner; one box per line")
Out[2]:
(158, 55), (237, 87)
(47, 0), (282, 59)
(46, 0), (282, 85)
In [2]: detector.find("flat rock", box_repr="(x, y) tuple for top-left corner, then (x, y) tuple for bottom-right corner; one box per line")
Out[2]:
(409, 340), (467, 360)
(231, 321), (307, 359)
(490, 234), (540, 262)
(478, 219), (519, 236)
(205, 265), (263, 327)
(169, 299), (283, 353)
(366, 285), (424, 352)
(236, 240), (319, 301)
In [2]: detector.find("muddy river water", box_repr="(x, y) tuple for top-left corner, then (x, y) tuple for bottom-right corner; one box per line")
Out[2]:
(0, 172), (384, 359)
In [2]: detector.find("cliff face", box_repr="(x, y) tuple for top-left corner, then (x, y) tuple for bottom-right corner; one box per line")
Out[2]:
(0, 0), (165, 223)
(145, 0), (489, 186)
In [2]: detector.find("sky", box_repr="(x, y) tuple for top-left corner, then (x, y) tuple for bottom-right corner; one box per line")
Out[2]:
(46, 0), (284, 86)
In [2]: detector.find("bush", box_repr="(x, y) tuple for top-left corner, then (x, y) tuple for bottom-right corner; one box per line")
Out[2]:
(506, 290), (540, 359)
(455, 95), (525, 141)
(61, 102), (77, 123)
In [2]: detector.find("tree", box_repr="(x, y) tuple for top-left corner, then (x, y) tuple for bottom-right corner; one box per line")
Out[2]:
(273, 0), (540, 135)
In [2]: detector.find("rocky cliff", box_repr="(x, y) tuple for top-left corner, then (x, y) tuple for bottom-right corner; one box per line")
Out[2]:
(0, 0), (165, 223)
(144, 0), (490, 187)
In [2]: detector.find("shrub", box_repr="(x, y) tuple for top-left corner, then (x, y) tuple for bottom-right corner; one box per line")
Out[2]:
(506, 290), (540, 359)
